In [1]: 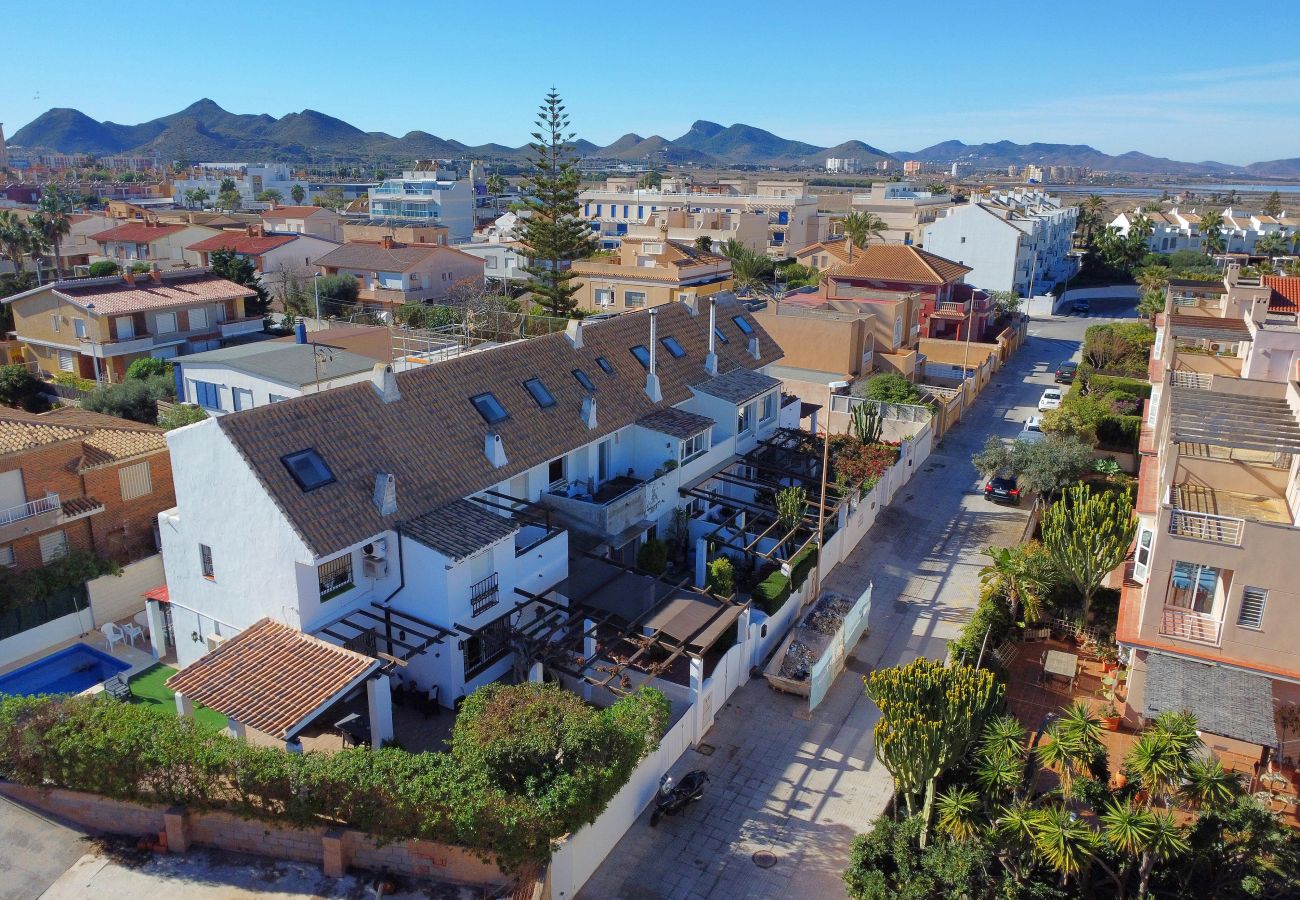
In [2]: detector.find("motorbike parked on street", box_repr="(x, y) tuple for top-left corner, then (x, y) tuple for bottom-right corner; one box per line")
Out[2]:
(649, 770), (709, 825)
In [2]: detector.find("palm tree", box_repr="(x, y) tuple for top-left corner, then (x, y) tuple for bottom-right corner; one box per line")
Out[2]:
(1079, 194), (1107, 242)
(1126, 713), (1199, 808)
(0, 210), (33, 275)
(1255, 232), (1289, 259)
(1036, 702), (1104, 797)
(1199, 209), (1225, 256)
(1136, 264), (1171, 296)
(485, 173), (508, 215)
(192, 187), (210, 209)
(978, 542), (1054, 623)
(840, 211), (887, 260)
(994, 800), (1040, 884)
(290, 183), (306, 205)
(30, 185), (73, 280)
(1031, 805), (1096, 888)
(1101, 798), (1155, 897)
(1180, 757), (1241, 810)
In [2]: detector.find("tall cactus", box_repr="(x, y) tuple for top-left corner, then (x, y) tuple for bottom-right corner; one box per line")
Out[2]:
(866, 658), (1004, 847)
(849, 402), (884, 444)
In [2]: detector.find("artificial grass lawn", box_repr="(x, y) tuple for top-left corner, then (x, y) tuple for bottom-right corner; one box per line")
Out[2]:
(128, 663), (227, 731)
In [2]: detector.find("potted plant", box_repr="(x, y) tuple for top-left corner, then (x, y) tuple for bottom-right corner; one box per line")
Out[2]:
(1096, 669), (1127, 731)
(1097, 643), (1120, 673)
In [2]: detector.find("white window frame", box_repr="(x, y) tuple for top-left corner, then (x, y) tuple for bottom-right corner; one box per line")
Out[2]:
(760, 392), (777, 423)
(115, 316), (135, 340)
(73, 318), (87, 338)
(189, 307), (208, 331)
(0, 545), (14, 568)
(155, 311), (178, 334)
(118, 461), (153, 501)
(1237, 586), (1267, 630)
(200, 543), (214, 579)
(680, 430), (708, 462)
(1133, 526), (1153, 583)
(624, 290), (647, 308)
(39, 530), (69, 564)
(57, 350), (75, 372)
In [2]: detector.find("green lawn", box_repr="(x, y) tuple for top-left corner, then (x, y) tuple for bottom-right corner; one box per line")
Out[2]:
(128, 663), (227, 731)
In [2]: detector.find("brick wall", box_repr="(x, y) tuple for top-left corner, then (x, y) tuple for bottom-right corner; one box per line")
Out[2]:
(0, 783), (515, 890)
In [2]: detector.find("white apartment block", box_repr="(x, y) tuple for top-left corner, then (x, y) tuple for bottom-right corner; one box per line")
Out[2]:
(849, 181), (955, 247)
(1111, 207), (1293, 256)
(826, 158), (861, 174)
(172, 163), (310, 210)
(368, 165), (475, 242)
(924, 190), (1078, 295)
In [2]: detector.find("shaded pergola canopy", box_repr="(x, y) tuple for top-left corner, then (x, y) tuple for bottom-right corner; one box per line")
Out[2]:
(1142, 652), (1278, 747)
(1169, 387), (1300, 454)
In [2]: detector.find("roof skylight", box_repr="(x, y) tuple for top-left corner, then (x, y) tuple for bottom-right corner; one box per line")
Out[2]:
(523, 377), (557, 409)
(661, 336), (687, 358)
(471, 392), (509, 424)
(573, 368), (596, 392)
(281, 449), (335, 492)
(630, 345), (651, 369)
(732, 315), (754, 336)
(596, 356), (615, 374)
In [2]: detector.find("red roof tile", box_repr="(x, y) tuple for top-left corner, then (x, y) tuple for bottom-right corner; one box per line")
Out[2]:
(1264, 275), (1300, 313)
(827, 244), (971, 285)
(261, 206), (333, 219)
(89, 222), (187, 243)
(53, 271), (255, 316)
(186, 232), (299, 255)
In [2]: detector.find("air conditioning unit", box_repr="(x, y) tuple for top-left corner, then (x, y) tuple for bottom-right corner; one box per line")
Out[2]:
(364, 537), (388, 560)
(364, 556), (389, 579)
(205, 633), (227, 652)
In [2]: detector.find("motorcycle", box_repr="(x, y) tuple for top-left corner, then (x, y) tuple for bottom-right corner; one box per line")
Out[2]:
(649, 770), (709, 826)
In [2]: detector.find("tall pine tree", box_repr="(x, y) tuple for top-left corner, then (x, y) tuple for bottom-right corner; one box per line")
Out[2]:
(519, 90), (597, 317)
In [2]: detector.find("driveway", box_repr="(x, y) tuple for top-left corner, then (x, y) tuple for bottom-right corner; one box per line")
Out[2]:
(0, 795), (90, 900)
(578, 305), (1129, 900)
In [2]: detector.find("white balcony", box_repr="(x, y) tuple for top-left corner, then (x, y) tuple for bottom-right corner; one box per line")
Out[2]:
(220, 316), (266, 339)
(0, 494), (59, 527)
(1167, 508), (1244, 545)
(1159, 606), (1223, 646)
(0, 493), (62, 544)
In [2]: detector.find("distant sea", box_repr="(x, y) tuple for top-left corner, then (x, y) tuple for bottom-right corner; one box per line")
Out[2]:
(1044, 183), (1300, 196)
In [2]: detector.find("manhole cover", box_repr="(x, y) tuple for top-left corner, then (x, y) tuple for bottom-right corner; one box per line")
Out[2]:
(696, 742), (716, 756)
(752, 851), (778, 869)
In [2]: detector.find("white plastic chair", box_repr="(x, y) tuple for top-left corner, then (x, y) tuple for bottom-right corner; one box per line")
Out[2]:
(101, 622), (125, 651)
(122, 623), (144, 647)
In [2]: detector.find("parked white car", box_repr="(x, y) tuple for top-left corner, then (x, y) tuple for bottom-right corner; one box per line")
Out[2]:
(1038, 389), (1063, 411)
(1016, 429), (1047, 444)
(1024, 415), (1043, 432)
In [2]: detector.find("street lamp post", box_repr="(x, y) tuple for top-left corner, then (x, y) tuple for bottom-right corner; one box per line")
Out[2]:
(313, 272), (323, 323)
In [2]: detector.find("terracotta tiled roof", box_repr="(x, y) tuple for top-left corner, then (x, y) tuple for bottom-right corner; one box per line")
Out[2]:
(261, 206), (332, 219)
(1264, 275), (1300, 313)
(402, 499), (520, 561)
(316, 241), (478, 273)
(827, 244), (971, 285)
(637, 408), (715, 439)
(89, 222), (187, 243)
(795, 240), (853, 265)
(35, 271), (254, 316)
(216, 298), (781, 556)
(0, 419), (87, 455)
(186, 232), (298, 255)
(0, 408), (167, 468)
(166, 618), (378, 739)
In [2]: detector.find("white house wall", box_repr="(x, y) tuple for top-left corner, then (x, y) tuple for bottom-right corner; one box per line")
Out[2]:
(176, 362), (373, 415)
(159, 418), (315, 668)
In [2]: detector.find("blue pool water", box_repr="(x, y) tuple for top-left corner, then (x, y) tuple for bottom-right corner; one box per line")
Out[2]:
(0, 644), (130, 697)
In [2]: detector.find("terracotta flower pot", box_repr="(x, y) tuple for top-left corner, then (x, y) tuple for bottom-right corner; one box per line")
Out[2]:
(1112, 772), (1128, 790)
(1102, 660), (1118, 673)
(1101, 715), (1121, 731)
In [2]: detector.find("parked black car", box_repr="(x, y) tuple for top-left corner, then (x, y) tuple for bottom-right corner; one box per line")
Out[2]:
(1072, 298), (1091, 313)
(984, 476), (1021, 505)
(1054, 361), (1078, 384)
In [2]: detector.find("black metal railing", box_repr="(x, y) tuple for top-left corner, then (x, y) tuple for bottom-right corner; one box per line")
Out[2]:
(470, 572), (499, 617)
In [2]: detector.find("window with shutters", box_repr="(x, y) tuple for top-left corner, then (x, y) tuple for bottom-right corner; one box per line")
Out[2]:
(200, 543), (214, 579)
(1237, 586), (1267, 630)
(39, 530), (69, 564)
(119, 461), (153, 500)
(58, 350), (75, 372)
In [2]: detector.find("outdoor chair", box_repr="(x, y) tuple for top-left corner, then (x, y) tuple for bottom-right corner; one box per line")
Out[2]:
(122, 623), (144, 647)
(101, 622), (125, 651)
(103, 675), (131, 701)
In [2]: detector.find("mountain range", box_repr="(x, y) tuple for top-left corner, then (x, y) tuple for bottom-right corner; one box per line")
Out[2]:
(10, 99), (1300, 177)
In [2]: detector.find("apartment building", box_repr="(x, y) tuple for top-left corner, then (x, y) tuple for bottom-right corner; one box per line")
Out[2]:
(569, 232), (733, 313)
(367, 163), (475, 242)
(1118, 266), (1300, 758)
(172, 163), (310, 210)
(89, 220), (221, 268)
(3, 269), (262, 382)
(1111, 207), (1295, 257)
(314, 238), (485, 311)
(579, 176), (819, 257)
(261, 206), (344, 242)
(848, 181), (955, 247)
(624, 209), (770, 255)
(924, 190), (1078, 295)
(0, 408), (174, 571)
(156, 300), (789, 745)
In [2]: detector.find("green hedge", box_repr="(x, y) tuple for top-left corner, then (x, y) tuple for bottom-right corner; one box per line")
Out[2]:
(1086, 374), (1151, 400)
(1097, 415), (1142, 450)
(948, 595), (1014, 666)
(752, 545), (818, 616)
(0, 682), (668, 870)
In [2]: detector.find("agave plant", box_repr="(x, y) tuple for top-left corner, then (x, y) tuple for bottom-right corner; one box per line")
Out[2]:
(1031, 805), (1097, 887)
(934, 786), (982, 843)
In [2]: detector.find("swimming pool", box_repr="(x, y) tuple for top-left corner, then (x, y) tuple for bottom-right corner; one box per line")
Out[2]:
(0, 644), (130, 697)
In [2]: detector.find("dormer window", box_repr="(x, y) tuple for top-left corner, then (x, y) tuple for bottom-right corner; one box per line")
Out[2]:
(523, 377), (556, 409)
(661, 336), (687, 358)
(573, 368), (596, 392)
(630, 345), (651, 369)
(471, 392), (509, 424)
(282, 449), (335, 492)
(732, 316), (754, 336)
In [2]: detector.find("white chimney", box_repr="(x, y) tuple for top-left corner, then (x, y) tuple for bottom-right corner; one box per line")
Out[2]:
(748, 335), (760, 361)
(581, 395), (597, 429)
(373, 473), (397, 516)
(704, 298), (719, 376)
(485, 432), (508, 468)
(565, 317), (583, 350)
(645, 309), (662, 402)
(370, 363), (400, 403)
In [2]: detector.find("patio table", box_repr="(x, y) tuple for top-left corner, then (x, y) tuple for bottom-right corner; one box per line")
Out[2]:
(133, 611), (150, 636)
(1043, 649), (1080, 689)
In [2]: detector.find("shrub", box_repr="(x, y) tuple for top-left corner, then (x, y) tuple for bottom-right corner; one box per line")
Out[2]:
(856, 373), (924, 405)
(635, 538), (668, 575)
(752, 567), (791, 615)
(126, 357), (172, 380)
(1081, 322), (1155, 377)
(844, 811), (996, 900)
(0, 364), (49, 412)
(948, 594), (1015, 665)
(88, 260), (120, 277)
(52, 372), (96, 392)
(1085, 374), (1151, 400)
(706, 556), (734, 597)
(82, 373), (174, 423)
(0, 683), (669, 870)
(158, 403), (207, 431)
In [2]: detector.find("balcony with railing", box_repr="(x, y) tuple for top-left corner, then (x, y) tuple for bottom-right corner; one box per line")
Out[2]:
(1159, 606), (1223, 645)
(0, 493), (62, 543)
(932, 300), (972, 318)
(469, 572), (500, 617)
(219, 315), (266, 338)
(539, 476), (646, 539)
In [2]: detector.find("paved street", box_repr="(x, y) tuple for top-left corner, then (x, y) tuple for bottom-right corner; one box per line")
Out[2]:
(578, 301), (1132, 900)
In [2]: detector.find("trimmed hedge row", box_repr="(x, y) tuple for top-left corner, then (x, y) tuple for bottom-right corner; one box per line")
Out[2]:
(753, 545), (818, 615)
(1086, 374), (1151, 400)
(0, 682), (669, 870)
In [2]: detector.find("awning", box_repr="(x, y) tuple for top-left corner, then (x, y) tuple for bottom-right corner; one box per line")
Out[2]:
(642, 591), (742, 654)
(166, 618), (380, 740)
(1142, 652), (1278, 747)
(143, 585), (169, 603)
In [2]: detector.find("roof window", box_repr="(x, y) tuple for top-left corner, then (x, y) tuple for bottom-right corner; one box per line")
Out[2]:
(471, 392), (509, 424)
(573, 368), (597, 392)
(281, 449), (335, 492)
(630, 345), (651, 369)
(523, 377), (556, 409)
(596, 356), (615, 374)
(661, 336), (687, 358)
(714, 327), (729, 344)
(732, 315), (754, 336)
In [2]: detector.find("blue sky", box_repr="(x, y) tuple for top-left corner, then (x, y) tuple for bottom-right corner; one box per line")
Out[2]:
(6, 1), (1299, 164)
